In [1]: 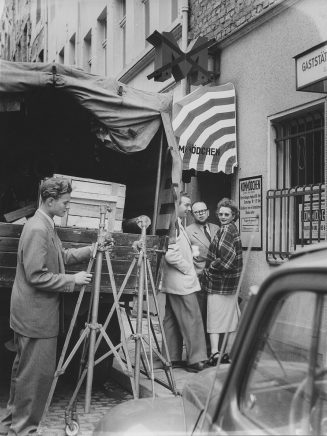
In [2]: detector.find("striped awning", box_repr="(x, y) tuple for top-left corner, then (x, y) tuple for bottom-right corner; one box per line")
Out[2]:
(172, 83), (237, 174)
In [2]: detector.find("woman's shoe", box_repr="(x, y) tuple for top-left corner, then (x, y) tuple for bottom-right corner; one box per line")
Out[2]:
(221, 352), (231, 364)
(208, 352), (231, 366)
(208, 352), (220, 366)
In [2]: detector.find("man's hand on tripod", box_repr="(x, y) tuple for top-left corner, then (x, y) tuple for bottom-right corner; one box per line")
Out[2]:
(74, 271), (93, 286)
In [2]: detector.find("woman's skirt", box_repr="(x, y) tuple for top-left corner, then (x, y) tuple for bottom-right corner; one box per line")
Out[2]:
(207, 293), (240, 334)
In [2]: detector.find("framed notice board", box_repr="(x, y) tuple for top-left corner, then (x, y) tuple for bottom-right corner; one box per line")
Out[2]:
(239, 176), (262, 250)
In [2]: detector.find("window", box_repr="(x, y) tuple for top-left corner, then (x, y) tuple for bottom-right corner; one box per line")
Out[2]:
(58, 47), (64, 64)
(242, 291), (327, 435)
(69, 33), (76, 65)
(97, 7), (107, 75)
(266, 106), (325, 263)
(83, 29), (92, 72)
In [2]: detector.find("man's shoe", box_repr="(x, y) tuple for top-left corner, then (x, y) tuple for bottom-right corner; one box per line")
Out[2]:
(186, 361), (209, 373)
(171, 360), (187, 368)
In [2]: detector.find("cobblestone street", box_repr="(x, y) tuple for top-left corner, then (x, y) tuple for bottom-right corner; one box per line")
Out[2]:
(0, 378), (132, 436)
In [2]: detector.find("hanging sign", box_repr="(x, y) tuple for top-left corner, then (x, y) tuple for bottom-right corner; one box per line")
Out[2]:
(239, 176), (262, 250)
(146, 30), (217, 85)
(294, 40), (327, 93)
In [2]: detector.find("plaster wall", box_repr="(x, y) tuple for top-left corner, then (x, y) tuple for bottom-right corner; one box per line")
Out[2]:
(217, 0), (327, 294)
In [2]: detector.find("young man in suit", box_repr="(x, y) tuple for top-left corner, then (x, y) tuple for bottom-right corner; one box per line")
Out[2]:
(186, 201), (219, 347)
(161, 193), (208, 372)
(0, 177), (107, 436)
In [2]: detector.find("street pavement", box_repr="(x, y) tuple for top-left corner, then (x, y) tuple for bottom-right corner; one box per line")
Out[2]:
(0, 297), (222, 435)
(0, 379), (132, 436)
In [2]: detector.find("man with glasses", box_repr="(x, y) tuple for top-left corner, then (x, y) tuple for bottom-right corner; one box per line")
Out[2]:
(186, 202), (219, 338)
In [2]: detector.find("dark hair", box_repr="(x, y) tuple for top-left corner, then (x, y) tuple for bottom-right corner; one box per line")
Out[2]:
(216, 197), (239, 221)
(40, 177), (72, 201)
(179, 191), (190, 204)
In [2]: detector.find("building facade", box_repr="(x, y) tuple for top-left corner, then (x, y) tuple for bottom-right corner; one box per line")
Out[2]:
(1, 0), (327, 298)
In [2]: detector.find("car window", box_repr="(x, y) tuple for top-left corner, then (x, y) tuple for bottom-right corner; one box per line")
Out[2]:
(241, 291), (327, 435)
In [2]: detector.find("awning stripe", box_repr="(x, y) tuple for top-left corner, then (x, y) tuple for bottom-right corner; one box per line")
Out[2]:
(174, 97), (235, 136)
(173, 83), (237, 174)
(183, 120), (236, 149)
(173, 91), (235, 131)
(178, 104), (236, 145)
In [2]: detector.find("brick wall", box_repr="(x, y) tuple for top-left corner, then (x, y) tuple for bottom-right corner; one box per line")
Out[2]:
(189, 0), (285, 42)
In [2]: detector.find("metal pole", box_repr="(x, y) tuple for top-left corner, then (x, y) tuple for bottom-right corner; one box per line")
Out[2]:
(151, 129), (164, 235)
(134, 229), (146, 398)
(180, 0), (189, 98)
(85, 206), (106, 412)
(324, 97), (327, 242)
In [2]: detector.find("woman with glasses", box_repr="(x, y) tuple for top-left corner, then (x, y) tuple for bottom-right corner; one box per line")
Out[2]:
(201, 198), (243, 366)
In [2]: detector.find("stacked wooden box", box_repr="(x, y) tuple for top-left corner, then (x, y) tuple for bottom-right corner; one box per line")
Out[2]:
(51, 175), (126, 232)
(0, 223), (163, 295)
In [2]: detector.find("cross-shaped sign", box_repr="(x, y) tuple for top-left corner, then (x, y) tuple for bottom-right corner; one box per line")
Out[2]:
(147, 30), (217, 85)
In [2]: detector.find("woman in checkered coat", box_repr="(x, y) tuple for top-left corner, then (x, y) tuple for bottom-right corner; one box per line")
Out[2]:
(201, 198), (243, 365)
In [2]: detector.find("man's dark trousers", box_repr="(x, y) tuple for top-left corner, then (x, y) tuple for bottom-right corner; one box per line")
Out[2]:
(0, 333), (57, 436)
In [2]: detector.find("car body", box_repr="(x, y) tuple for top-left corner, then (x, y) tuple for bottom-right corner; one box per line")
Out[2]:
(94, 243), (327, 435)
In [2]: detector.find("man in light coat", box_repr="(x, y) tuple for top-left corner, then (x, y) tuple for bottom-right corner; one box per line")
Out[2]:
(186, 201), (219, 324)
(0, 177), (97, 436)
(161, 193), (208, 372)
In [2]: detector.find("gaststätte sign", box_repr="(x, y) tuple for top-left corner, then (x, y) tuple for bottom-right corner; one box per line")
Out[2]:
(294, 40), (327, 93)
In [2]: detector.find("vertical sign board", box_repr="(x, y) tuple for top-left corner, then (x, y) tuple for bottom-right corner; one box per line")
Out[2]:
(239, 176), (262, 250)
(298, 190), (326, 242)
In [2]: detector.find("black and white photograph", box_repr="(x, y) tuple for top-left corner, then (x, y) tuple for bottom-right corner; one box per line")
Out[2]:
(0, 1), (326, 435)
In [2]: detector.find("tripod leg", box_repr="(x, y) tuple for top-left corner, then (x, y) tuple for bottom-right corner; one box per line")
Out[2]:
(85, 250), (103, 413)
(105, 251), (137, 397)
(40, 255), (96, 426)
(143, 255), (155, 397)
(134, 249), (146, 399)
(146, 258), (178, 395)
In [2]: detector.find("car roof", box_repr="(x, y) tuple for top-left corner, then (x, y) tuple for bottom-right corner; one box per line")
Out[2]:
(268, 242), (327, 280)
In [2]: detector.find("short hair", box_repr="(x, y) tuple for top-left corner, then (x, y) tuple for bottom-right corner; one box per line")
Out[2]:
(40, 177), (72, 201)
(191, 200), (207, 212)
(179, 191), (190, 205)
(216, 197), (239, 221)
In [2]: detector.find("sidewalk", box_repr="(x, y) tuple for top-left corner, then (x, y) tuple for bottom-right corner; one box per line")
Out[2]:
(110, 306), (208, 399)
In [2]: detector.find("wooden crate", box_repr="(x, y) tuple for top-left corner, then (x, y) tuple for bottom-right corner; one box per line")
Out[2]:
(52, 175), (126, 232)
(0, 223), (164, 296)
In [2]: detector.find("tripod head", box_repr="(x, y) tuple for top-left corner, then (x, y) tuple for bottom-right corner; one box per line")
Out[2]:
(97, 205), (114, 252)
(135, 215), (151, 233)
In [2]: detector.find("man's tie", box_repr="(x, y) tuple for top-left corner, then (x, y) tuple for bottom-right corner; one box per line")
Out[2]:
(203, 224), (211, 242)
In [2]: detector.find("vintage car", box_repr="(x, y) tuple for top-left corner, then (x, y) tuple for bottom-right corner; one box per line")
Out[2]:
(94, 242), (327, 435)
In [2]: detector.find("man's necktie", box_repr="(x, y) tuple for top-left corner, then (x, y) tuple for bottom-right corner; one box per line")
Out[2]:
(203, 224), (211, 242)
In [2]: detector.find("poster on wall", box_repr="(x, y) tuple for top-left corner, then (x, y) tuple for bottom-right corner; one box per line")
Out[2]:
(298, 191), (325, 242)
(239, 176), (262, 250)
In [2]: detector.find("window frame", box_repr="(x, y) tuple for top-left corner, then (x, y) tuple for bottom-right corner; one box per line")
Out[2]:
(266, 101), (326, 264)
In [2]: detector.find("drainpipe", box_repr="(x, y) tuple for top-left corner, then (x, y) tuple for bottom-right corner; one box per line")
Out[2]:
(325, 97), (327, 242)
(180, 0), (190, 195)
(180, 0), (189, 98)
